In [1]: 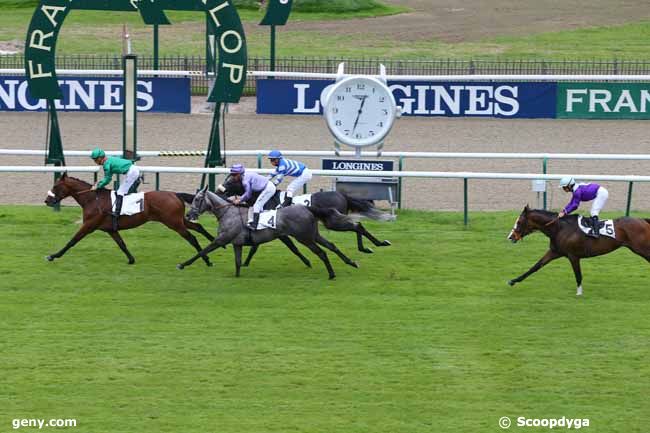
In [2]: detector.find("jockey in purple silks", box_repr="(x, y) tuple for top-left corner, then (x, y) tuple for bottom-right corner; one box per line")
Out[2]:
(227, 164), (276, 230)
(558, 176), (609, 238)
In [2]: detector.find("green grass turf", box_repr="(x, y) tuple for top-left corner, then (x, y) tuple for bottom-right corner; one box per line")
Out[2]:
(2, 4), (650, 60)
(1, 205), (649, 432)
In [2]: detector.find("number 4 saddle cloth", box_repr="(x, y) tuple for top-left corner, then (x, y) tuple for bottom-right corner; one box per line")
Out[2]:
(247, 208), (278, 231)
(577, 216), (616, 239)
(111, 191), (145, 216)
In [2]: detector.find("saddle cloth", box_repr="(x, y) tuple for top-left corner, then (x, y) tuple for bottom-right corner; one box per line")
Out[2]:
(111, 192), (145, 216)
(255, 209), (278, 230)
(578, 216), (615, 239)
(276, 191), (312, 208)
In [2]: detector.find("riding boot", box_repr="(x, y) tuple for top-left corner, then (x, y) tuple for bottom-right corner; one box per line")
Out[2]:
(589, 215), (600, 238)
(282, 195), (293, 207)
(112, 194), (123, 232)
(247, 212), (260, 230)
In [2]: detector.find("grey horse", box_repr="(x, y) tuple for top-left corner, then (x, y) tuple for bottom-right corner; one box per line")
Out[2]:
(178, 187), (360, 279)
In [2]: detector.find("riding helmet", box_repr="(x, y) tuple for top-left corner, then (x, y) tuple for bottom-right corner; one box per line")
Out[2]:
(230, 163), (245, 174)
(90, 148), (105, 159)
(559, 176), (576, 189)
(268, 150), (283, 159)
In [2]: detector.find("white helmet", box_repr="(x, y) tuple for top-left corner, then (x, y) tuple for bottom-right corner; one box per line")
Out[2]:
(559, 176), (576, 189)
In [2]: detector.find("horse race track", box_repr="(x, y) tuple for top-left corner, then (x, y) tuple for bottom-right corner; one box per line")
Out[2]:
(1, 206), (649, 432)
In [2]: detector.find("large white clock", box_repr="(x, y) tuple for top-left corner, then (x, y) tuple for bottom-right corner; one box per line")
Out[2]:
(323, 75), (398, 149)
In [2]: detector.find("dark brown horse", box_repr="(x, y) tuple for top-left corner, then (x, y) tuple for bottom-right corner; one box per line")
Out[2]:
(44, 173), (214, 265)
(507, 205), (650, 295)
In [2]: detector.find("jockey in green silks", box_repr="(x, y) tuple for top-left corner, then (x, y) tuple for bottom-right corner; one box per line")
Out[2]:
(90, 148), (140, 231)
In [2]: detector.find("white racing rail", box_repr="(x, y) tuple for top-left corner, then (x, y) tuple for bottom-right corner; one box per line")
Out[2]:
(4, 149), (650, 161)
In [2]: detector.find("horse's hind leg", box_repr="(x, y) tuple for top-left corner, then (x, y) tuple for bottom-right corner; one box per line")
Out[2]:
(356, 222), (391, 247)
(316, 234), (359, 269)
(108, 231), (135, 265)
(297, 240), (336, 279)
(184, 219), (214, 242)
(178, 234), (231, 269)
(279, 236), (311, 268)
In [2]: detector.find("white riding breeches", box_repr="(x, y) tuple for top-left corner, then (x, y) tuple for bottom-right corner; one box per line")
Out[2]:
(117, 165), (140, 196)
(252, 182), (276, 214)
(286, 168), (312, 197)
(590, 187), (609, 216)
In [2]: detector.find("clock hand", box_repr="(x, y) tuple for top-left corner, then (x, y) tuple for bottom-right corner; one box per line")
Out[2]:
(351, 96), (367, 134)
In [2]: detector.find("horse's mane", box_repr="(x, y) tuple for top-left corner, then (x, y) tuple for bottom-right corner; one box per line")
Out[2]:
(67, 176), (93, 188)
(529, 208), (558, 218)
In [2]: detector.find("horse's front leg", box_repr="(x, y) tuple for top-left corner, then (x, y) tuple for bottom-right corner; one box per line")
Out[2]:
(242, 245), (258, 267)
(108, 231), (136, 265)
(46, 218), (100, 261)
(233, 244), (243, 277)
(568, 255), (584, 296)
(177, 233), (232, 270)
(508, 249), (561, 286)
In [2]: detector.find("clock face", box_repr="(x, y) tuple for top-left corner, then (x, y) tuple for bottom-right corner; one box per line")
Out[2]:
(324, 76), (396, 148)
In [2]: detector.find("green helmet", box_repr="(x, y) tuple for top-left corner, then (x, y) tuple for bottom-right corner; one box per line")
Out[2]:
(90, 148), (105, 159)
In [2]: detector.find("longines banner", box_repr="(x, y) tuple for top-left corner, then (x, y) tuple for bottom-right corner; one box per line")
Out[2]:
(0, 76), (190, 112)
(257, 79), (650, 119)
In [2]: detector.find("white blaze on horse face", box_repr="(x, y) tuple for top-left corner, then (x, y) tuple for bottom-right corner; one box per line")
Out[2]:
(508, 218), (519, 240)
(47, 190), (56, 197)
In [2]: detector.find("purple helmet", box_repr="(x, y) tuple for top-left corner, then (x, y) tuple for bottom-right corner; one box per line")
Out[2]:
(229, 164), (245, 174)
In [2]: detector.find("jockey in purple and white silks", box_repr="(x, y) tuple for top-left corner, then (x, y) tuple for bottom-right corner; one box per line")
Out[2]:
(558, 176), (609, 238)
(267, 150), (312, 207)
(228, 164), (276, 230)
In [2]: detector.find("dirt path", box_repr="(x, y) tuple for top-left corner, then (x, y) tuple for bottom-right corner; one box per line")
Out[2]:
(2, 101), (650, 212)
(292, 0), (650, 43)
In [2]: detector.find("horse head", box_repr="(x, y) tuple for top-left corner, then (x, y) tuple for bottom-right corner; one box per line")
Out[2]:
(45, 173), (94, 207)
(508, 205), (534, 243)
(186, 186), (210, 222)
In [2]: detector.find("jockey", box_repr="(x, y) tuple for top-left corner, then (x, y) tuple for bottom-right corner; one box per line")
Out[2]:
(90, 147), (140, 231)
(558, 176), (609, 238)
(228, 164), (276, 230)
(267, 150), (312, 207)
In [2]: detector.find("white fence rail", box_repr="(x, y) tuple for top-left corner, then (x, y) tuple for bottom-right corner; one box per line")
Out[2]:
(3, 149), (650, 161)
(1, 165), (647, 224)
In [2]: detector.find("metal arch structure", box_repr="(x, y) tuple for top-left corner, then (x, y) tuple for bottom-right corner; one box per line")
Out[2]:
(259, 0), (294, 73)
(24, 0), (248, 180)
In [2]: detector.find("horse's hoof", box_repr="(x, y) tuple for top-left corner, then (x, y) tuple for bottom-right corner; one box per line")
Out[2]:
(176, 264), (185, 270)
(381, 240), (392, 246)
(305, 261), (312, 268)
(507, 280), (515, 286)
(329, 275), (336, 280)
(45, 255), (54, 262)
(206, 262), (213, 267)
(128, 260), (135, 265)
(361, 248), (374, 254)
(351, 261), (359, 269)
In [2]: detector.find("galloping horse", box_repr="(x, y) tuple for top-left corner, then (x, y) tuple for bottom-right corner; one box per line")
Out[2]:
(44, 173), (214, 265)
(507, 205), (650, 295)
(179, 187), (360, 279)
(220, 175), (392, 259)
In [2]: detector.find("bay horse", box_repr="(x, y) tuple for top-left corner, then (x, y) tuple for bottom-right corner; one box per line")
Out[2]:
(179, 187), (360, 279)
(44, 173), (214, 266)
(507, 205), (650, 295)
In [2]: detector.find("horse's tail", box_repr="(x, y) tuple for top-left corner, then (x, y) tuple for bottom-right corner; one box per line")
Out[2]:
(176, 192), (195, 205)
(343, 193), (394, 221)
(307, 206), (354, 228)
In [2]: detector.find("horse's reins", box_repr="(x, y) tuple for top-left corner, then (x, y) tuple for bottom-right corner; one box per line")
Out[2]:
(545, 218), (560, 227)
